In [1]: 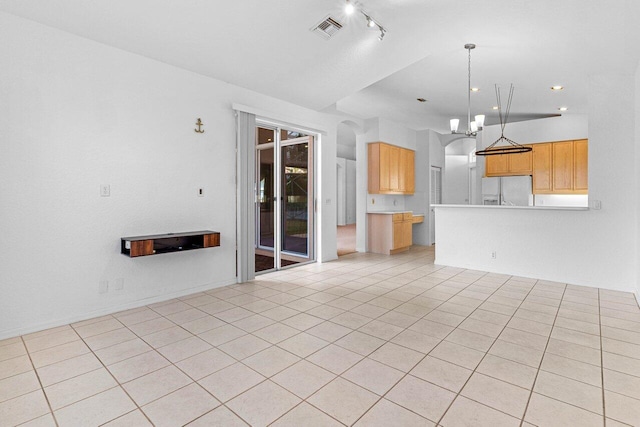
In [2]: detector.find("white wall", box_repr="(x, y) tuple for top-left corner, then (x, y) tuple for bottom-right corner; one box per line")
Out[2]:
(636, 61), (640, 302)
(443, 156), (470, 204)
(0, 12), (341, 339)
(435, 75), (638, 293)
(337, 144), (355, 160)
(406, 130), (431, 245)
(336, 158), (346, 226)
(345, 159), (357, 224)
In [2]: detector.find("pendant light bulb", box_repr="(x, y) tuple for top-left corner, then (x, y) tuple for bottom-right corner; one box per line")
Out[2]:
(475, 114), (485, 130)
(470, 121), (478, 133)
(450, 119), (460, 133)
(367, 17), (375, 27)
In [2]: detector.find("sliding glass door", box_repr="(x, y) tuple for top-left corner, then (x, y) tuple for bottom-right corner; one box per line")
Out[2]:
(255, 126), (314, 273)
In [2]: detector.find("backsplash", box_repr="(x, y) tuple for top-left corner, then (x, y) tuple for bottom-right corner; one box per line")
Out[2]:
(367, 194), (407, 212)
(534, 194), (588, 207)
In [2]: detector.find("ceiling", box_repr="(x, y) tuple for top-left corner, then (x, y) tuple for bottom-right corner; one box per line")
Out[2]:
(2, 0), (639, 133)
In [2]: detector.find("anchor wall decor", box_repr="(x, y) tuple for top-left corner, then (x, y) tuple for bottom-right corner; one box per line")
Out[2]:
(194, 118), (205, 133)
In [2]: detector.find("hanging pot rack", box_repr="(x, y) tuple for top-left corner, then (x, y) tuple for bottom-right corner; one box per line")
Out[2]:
(475, 84), (532, 156)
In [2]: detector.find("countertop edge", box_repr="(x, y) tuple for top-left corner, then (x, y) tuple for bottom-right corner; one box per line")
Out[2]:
(431, 204), (589, 211)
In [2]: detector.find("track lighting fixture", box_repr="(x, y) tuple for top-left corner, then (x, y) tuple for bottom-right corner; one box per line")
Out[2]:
(345, 0), (355, 15)
(345, 1), (387, 41)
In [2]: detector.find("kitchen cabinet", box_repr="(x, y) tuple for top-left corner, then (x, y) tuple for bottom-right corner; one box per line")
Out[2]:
(533, 139), (587, 194)
(368, 212), (413, 254)
(368, 142), (415, 194)
(400, 149), (415, 194)
(484, 147), (532, 177)
(532, 143), (553, 193)
(552, 141), (574, 192)
(573, 139), (588, 191)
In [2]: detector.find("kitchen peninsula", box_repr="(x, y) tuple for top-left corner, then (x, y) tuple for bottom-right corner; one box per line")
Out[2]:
(431, 203), (606, 290)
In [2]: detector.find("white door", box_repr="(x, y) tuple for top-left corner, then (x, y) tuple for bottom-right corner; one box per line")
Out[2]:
(429, 166), (442, 245)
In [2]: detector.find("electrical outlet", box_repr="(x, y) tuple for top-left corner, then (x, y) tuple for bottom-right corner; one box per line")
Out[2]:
(372, 198), (375, 204)
(98, 280), (109, 294)
(592, 200), (602, 210)
(100, 184), (110, 197)
(491, 251), (497, 259)
(198, 188), (204, 197)
(115, 278), (124, 291)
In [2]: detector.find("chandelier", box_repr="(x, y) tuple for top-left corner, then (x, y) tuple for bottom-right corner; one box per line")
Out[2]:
(449, 44), (485, 137)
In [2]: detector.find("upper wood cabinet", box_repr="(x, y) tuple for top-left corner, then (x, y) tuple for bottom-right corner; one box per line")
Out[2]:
(573, 139), (588, 192)
(552, 141), (574, 192)
(401, 149), (415, 194)
(485, 147), (532, 177)
(532, 139), (588, 194)
(368, 142), (415, 194)
(532, 143), (553, 193)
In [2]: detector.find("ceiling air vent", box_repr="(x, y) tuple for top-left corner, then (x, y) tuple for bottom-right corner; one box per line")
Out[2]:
(311, 16), (343, 40)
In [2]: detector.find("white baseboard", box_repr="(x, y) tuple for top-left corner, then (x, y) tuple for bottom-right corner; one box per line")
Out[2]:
(0, 278), (236, 341)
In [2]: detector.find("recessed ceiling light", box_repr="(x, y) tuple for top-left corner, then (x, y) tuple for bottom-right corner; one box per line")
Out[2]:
(492, 106), (499, 110)
(417, 98), (427, 103)
(558, 107), (568, 111)
(551, 85), (564, 91)
(470, 87), (480, 92)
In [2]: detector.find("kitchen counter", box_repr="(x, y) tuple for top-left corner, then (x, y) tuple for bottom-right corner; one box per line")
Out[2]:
(367, 211), (412, 214)
(432, 204), (588, 211)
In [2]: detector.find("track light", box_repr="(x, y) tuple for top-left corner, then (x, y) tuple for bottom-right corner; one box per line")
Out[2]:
(345, 0), (355, 15)
(346, 2), (387, 41)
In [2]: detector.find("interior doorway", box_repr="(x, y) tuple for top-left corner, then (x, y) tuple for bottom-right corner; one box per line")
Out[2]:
(430, 166), (442, 244)
(336, 122), (357, 256)
(255, 125), (315, 273)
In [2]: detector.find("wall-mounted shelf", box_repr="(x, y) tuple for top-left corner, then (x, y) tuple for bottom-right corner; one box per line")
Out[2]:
(121, 230), (220, 257)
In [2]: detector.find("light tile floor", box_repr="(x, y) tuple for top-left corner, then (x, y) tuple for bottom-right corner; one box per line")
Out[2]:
(1, 246), (640, 426)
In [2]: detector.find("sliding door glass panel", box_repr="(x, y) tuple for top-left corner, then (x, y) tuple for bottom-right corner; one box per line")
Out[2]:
(281, 141), (309, 256)
(258, 147), (275, 251)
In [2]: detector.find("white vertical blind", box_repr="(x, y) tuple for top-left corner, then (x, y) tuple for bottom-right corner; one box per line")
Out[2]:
(236, 111), (256, 282)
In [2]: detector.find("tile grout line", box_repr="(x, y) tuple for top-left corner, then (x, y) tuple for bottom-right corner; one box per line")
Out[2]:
(19, 335), (60, 427)
(11, 248), (639, 426)
(432, 277), (546, 426)
(598, 288), (607, 426)
(268, 264), (481, 426)
(68, 320), (159, 427)
(349, 271), (515, 426)
(517, 283), (568, 427)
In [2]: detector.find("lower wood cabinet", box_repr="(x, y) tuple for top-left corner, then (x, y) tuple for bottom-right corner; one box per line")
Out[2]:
(368, 212), (413, 255)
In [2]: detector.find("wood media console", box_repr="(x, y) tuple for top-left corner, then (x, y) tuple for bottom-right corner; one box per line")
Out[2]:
(121, 230), (220, 257)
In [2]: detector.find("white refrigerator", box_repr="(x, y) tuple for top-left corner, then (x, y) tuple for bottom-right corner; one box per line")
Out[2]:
(482, 176), (533, 206)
